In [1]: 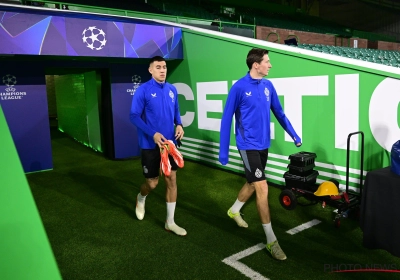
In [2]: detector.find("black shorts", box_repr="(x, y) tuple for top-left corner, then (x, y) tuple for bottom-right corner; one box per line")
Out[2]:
(238, 149), (269, 183)
(141, 147), (178, 178)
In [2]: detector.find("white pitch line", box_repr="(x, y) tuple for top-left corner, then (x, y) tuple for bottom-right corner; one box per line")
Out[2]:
(222, 243), (269, 280)
(286, 219), (321, 235)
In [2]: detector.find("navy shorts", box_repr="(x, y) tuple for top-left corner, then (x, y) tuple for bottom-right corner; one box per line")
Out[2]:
(238, 149), (269, 183)
(141, 147), (178, 178)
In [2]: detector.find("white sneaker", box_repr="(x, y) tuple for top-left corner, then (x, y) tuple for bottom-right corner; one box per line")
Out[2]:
(266, 241), (287, 261)
(165, 223), (187, 236)
(135, 194), (145, 220)
(227, 208), (248, 228)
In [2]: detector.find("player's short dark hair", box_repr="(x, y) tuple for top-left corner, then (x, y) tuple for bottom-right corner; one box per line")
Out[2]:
(246, 48), (269, 70)
(149, 56), (166, 65)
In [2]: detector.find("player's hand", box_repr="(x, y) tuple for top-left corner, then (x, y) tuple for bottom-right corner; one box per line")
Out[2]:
(219, 156), (228, 165)
(153, 132), (167, 148)
(294, 137), (302, 147)
(175, 125), (184, 140)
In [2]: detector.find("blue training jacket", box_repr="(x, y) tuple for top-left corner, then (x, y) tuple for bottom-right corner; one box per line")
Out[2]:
(130, 78), (182, 149)
(219, 72), (301, 165)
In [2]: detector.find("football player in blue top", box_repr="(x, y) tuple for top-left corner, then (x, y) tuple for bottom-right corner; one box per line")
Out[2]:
(219, 48), (302, 260)
(130, 56), (186, 236)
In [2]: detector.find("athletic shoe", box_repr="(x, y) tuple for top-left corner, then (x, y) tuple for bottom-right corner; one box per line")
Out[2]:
(165, 222), (187, 236)
(135, 194), (145, 220)
(165, 140), (184, 168)
(160, 146), (171, 177)
(266, 241), (287, 260)
(227, 208), (248, 228)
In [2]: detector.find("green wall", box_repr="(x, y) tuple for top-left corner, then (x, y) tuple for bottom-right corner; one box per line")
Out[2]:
(84, 71), (102, 152)
(55, 73), (89, 143)
(55, 72), (102, 152)
(0, 105), (61, 280)
(168, 29), (400, 190)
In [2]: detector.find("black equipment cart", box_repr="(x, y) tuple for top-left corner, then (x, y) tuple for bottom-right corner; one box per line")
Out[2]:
(278, 131), (365, 227)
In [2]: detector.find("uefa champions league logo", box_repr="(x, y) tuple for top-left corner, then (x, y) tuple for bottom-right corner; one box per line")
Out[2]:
(2, 74), (17, 94)
(1, 74), (26, 100)
(132, 75), (142, 93)
(82, 26), (107, 50)
(3, 74), (17, 87)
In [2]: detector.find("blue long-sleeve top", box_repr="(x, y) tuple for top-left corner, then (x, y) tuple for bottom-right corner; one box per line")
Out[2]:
(219, 72), (301, 165)
(130, 78), (182, 149)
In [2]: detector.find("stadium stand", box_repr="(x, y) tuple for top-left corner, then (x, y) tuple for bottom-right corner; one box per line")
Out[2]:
(297, 43), (400, 67)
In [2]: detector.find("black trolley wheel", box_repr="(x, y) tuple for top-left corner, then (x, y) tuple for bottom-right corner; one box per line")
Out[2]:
(279, 189), (298, 210)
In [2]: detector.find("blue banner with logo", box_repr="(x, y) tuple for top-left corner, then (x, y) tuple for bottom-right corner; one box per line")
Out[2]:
(111, 65), (151, 158)
(0, 9), (183, 59)
(0, 69), (52, 173)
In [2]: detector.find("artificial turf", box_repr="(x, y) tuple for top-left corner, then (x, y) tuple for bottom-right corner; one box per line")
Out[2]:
(26, 129), (400, 280)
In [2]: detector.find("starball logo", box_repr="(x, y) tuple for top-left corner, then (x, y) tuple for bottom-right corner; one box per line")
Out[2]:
(3, 74), (16, 86)
(0, 74), (27, 101)
(82, 26), (107, 50)
(128, 75), (142, 96)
